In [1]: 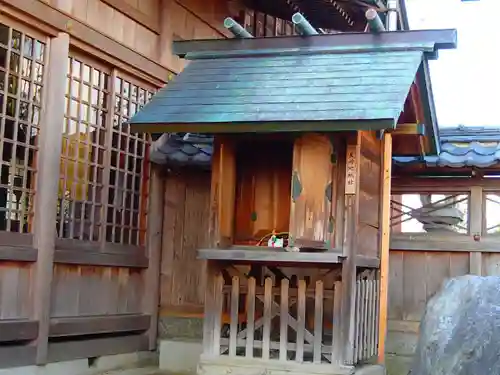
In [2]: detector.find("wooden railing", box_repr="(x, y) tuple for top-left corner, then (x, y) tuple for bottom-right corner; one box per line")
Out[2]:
(212, 275), (343, 364)
(353, 277), (380, 363)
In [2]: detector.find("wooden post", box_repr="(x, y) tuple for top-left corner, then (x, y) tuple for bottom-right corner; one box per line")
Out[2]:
(142, 167), (164, 349)
(340, 134), (361, 365)
(469, 186), (483, 275)
(32, 32), (69, 364)
(209, 136), (236, 248)
(377, 132), (392, 363)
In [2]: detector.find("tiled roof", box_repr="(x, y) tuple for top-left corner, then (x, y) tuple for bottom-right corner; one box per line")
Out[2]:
(393, 126), (500, 168)
(150, 133), (213, 169)
(152, 126), (500, 169)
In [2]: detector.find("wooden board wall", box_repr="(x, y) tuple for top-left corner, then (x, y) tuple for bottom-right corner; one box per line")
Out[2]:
(0, 262), (33, 319)
(160, 169), (211, 316)
(51, 265), (143, 317)
(37, 0), (231, 74)
(386, 250), (469, 373)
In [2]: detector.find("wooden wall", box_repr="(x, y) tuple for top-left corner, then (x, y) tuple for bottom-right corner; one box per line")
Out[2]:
(9, 0), (233, 84)
(160, 169), (211, 317)
(385, 183), (499, 375)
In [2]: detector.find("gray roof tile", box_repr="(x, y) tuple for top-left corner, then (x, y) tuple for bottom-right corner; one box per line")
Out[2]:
(153, 127), (500, 169)
(393, 126), (500, 168)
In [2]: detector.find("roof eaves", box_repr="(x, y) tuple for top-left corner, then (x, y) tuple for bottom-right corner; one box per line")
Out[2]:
(172, 29), (457, 59)
(416, 59), (440, 155)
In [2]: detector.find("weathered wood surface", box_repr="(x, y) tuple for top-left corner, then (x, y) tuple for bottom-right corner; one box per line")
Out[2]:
(234, 140), (292, 244)
(377, 132), (391, 363)
(212, 136), (237, 248)
(289, 134), (336, 250)
(161, 170), (211, 316)
(205, 271), (344, 365)
(51, 265), (144, 317)
(358, 131), (381, 259)
(198, 247), (343, 264)
(0, 262), (33, 320)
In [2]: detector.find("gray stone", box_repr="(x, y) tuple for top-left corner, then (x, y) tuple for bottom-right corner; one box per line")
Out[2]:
(409, 275), (500, 375)
(158, 317), (203, 340)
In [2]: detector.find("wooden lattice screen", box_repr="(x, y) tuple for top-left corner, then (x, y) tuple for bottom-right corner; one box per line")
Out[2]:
(0, 23), (45, 233)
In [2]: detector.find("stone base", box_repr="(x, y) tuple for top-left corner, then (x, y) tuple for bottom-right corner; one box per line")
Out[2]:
(198, 356), (360, 375)
(385, 354), (413, 375)
(159, 339), (203, 374)
(354, 364), (386, 375)
(0, 352), (157, 375)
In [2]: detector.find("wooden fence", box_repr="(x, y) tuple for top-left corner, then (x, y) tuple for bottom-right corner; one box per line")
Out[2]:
(201, 264), (345, 367)
(0, 27), (164, 368)
(386, 180), (500, 375)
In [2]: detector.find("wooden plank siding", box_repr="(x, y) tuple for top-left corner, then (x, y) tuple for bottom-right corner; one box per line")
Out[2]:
(160, 170), (211, 318)
(384, 182), (500, 375)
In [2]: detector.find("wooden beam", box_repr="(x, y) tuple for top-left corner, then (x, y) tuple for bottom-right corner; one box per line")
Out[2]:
(47, 334), (149, 363)
(142, 168), (165, 349)
(2, 0), (169, 83)
(0, 320), (39, 342)
(160, 304), (205, 317)
(340, 134), (361, 365)
(377, 132), (392, 363)
(49, 314), (150, 337)
(53, 250), (148, 268)
(392, 177), (500, 192)
(409, 83), (430, 154)
(0, 231), (34, 246)
(172, 29), (458, 57)
(198, 247), (343, 264)
(55, 238), (146, 254)
(32, 32), (69, 365)
(355, 255), (381, 268)
(391, 123), (425, 136)
(0, 246), (37, 262)
(100, 0), (160, 34)
(469, 186), (483, 275)
(390, 234), (500, 252)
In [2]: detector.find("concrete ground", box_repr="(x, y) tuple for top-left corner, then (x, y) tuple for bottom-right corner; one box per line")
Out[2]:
(95, 368), (171, 375)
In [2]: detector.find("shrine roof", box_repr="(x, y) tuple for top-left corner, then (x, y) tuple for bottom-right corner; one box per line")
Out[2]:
(128, 29), (456, 135)
(394, 126), (500, 168)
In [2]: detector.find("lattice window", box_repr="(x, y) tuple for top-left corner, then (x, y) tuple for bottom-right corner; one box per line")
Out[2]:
(390, 193), (469, 234)
(0, 22), (46, 233)
(57, 56), (110, 241)
(106, 75), (153, 246)
(484, 193), (500, 235)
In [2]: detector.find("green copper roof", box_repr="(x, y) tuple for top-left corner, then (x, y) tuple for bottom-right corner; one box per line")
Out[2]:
(129, 30), (457, 134)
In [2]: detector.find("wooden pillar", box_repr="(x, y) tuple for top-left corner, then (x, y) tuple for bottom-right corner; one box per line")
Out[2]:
(142, 167), (165, 349)
(32, 32), (69, 364)
(208, 136), (236, 248)
(340, 134), (361, 364)
(469, 186), (483, 275)
(377, 132), (392, 363)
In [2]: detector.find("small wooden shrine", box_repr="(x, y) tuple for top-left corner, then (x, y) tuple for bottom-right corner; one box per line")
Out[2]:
(129, 11), (456, 375)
